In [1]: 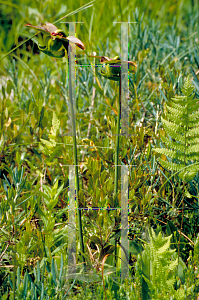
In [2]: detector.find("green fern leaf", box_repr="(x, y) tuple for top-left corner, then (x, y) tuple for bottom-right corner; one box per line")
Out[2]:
(157, 158), (185, 172)
(165, 104), (185, 117)
(188, 110), (199, 121)
(187, 127), (199, 136)
(165, 278), (176, 289)
(161, 122), (185, 143)
(167, 258), (178, 272)
(161, 117), (183, 133)
(49, 111), (60, 140)
(157, 236), (172, 255)
(154, 148), (179, 159)
(161, 136), (185, 151)
(154, 75), (199, 182)
(179, 170), (198, 181)
(141, 228), (180, 298)
(39, 111), (60, 156)
(186, 144), (199, 153)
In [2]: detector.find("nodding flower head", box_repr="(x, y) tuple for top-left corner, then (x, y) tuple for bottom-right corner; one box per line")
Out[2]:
(89, 55), (137, 81)
(25, 22), (85, 58)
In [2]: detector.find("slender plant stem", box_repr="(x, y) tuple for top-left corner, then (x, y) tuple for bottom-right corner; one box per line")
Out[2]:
(178, 189), (185, 264)
(114, 76), (121, 267)
(68, 53), (85, 266)
(114, 77), (121, 200)
(178, 123), (187, 263)
(13, 227), (16, 300)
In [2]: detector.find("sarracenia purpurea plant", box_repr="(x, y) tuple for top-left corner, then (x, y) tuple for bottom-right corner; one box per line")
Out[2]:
(89, 54), (137, 201)
(89, 54), (137, 266)
(24, 22), (86, 267)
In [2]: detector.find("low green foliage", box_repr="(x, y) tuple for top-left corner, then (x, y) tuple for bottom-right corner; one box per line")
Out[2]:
(1, 0), (199, 299)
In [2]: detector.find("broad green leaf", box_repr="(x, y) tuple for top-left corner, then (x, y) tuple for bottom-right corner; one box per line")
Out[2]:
(90, 235), (102, 246)
(129, 240), (144, 255)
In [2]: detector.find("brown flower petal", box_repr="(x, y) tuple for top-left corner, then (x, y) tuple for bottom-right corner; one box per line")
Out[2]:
(66, 36), (85, 50)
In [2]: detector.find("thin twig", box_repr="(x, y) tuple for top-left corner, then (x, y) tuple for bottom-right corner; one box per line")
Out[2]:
(0, 242), (11, 264)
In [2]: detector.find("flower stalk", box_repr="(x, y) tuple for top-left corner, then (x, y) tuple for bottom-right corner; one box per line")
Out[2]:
(89, 55), (136, 268)
(68, 53), (85, 266)
(114, 75), (121, 206)
(25, 22), (86, 266)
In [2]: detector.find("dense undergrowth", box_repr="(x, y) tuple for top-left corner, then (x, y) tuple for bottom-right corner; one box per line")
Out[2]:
(1, 0), (199, 299)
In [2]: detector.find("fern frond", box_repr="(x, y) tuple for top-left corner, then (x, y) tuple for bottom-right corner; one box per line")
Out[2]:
(165, 104), (186, 118)
(156, 236), (171, 254)
(184, 155), (199, 163)
(170, 100), (199, 122)
(188, 110), (199, 122)
(161, 136), (185, 151)
(39, 111), (60, 156)
(167, 258), (178, 272)
(49, 111), (60, 140)
(174, 287), (191, 300)
(181, 75), (195, 95)
(161, 117), (183, 133)
(184, 163), (199, 172)
(171, 95), (187, 103)
(154, 75), (199, 182)
(171, 93), (195, 103)
(165, 278), (176, 289)
(154, 148), (180, 160)
(186, 127), (199, 137)
(157, 158), (185, 172)
(188, 100), (199, 113)
(155, 148), (193, 163)
(161, 127), (185, 144)
(185, 144), (199, 153)
(170, 101), (186, 110)
(142, 228), (180, 298)
(180, 170), (198, 181)
(165, 114), (188, 127)
(187, 136), (199, 144)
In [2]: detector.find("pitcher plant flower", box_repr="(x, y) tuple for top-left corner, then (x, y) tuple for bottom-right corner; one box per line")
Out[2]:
(89, 55), (137, 81)
(24, 22), (85, 58)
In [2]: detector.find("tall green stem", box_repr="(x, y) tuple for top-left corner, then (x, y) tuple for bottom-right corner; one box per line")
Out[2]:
(13, 226), (16, 300)
(114, 77), (121, 266)
(114, 77), (121, 201)
(68, 56), (85, 266)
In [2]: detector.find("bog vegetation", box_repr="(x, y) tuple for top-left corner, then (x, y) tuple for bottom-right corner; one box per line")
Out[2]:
(1, 0), (199, 299)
